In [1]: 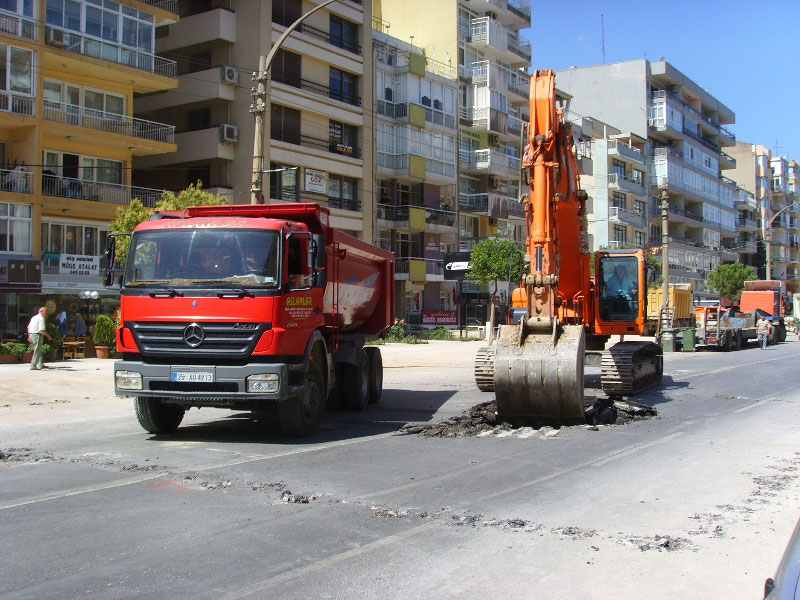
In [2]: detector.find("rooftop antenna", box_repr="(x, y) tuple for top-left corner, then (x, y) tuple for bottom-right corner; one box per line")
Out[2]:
(601, 13), (606, 64)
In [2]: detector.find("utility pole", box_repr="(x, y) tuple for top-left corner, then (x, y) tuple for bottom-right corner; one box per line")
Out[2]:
(250, 0), (338, 204)
(660, 185), (670, 310)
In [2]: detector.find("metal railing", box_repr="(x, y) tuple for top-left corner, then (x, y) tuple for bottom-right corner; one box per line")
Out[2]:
(139, 0), (178, 13)
(0, 91), (33, 116)
(327, 196), (361, 212)
(43, 101), (175, 144)
(44, 26), (176, 78)
(507, 34), (531, 60)
(0, 10), (35, 40)
(41, 173), (164, 207)
(299, 76), (361, 107)
(301, 22), (362, 55)
(507, 0), (531, 19)
(0, 166), (33, 193)
(300, 134), (361, 159)
(377, 99), (408, 119)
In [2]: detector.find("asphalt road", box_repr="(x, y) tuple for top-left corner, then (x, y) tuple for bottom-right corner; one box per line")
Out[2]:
(2, 337), (800, 599)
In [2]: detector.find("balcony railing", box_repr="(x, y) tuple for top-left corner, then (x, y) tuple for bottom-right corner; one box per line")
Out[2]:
(0, 166), (33, 193)
(44, 26), (177, 78)
(507, 34), (531, 61)
(459, 193), (489, 214)
(300, 77), (361, 107)
(42, 173), (164, 207)
(425, 207), (457, 228)
(327, 196), (361, 212)
(300, 134), (361, 159)
(395, 257), (443, 278)
(301, 22), (362, 55)
(736, 217), (757, 229)
(0, 91), (33, 117)
(139, 0), (178, 13)
(377, 99), (408, 119)
(608, 172), (645, 196)
(43, 101), (175, 144)
(0, 10), (35, 40)
(608, 139), (643, 162)
(377, 152), (408, 171)
(507, 0), (531, 20)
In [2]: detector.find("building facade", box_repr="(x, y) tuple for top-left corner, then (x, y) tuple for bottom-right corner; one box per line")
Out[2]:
(134, 0), (374, 239)
(375, 0), (531, 324)
(556, 59), (737, 299)
(0, 0), (178, 338)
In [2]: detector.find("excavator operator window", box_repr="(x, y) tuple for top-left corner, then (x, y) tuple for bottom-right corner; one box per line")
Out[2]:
(598, 256), (639, 322)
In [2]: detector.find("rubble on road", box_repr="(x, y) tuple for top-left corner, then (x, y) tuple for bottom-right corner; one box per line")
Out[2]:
(402, 396), (657, 438)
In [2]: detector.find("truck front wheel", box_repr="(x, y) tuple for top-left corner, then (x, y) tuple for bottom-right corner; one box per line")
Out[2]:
(134, 397), (184, 434)
(278, 367), (324, 437)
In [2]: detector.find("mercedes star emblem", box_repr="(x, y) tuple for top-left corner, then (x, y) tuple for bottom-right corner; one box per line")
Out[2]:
(183, 323), (205, 347)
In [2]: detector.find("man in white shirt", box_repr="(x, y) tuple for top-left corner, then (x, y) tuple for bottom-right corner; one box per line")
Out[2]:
(27, 306), (51, 370)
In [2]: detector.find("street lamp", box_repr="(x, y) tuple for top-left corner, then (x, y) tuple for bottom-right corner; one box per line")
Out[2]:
(79, 290), (99, 327)
(764, 201), (799, 281)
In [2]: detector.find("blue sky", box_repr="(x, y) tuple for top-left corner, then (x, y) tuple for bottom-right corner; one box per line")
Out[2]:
(523, 1), (800, 160)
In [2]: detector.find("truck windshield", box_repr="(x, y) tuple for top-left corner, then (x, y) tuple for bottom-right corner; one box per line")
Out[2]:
(124, 228), (279, 288)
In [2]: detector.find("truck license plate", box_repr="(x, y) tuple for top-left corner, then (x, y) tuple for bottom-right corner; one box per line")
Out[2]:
(172, 371), (213, 383)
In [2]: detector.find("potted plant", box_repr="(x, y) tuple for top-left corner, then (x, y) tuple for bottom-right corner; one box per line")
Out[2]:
(0, 342), (27, 363)
(93, 314), (115, 359)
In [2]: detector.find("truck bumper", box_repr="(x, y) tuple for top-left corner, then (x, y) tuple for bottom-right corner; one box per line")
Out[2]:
(114, 360), (297, 406)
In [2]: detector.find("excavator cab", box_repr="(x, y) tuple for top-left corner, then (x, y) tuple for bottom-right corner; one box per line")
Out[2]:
(594, 249), (647, 335)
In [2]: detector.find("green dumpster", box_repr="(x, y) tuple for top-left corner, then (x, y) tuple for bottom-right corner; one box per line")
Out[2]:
(682, 328), (695, 352)
(661, 328), (677, 353)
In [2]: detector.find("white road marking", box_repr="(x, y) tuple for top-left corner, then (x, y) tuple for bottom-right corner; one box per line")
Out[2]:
(591, 431), (685, 467)
(734, 399), (772, 413)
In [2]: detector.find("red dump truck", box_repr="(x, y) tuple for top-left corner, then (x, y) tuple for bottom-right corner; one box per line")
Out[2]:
(105, 203), (394, 436)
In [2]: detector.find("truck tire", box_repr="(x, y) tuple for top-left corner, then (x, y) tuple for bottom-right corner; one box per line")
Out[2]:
(134, 397), (184, 434)
(278, 367), (324, 437)
(365, 346), (383, 404)
(342, 348), (370, 411)
(722, 331), (732, 352)
(734, 330), (742, 351)
(777, 324), (787, 343)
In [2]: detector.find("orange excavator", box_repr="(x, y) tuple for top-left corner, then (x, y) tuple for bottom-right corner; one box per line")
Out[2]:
(474, 70), (663, 424)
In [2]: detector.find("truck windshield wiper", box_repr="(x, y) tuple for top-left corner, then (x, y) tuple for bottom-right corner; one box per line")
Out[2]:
(147, 283), (184, 297)
(205, 283), (255, 298)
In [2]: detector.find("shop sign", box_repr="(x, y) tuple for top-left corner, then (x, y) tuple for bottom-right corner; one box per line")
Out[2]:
(59, 254), (100, 277)
(442, 251), (471, 280)
(305, 169), (327, 195)
(421, 310), (457, 325)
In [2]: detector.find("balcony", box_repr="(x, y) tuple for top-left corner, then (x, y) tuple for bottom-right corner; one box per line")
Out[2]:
(140, 0), (179, 15)
(736, 217), (757, 231)
(42, 173), (163, 207)
(0, 91), (33, 118)
(0, 166), (33, 194)
(607, 173), (645, 197)
(508, 115), (524, 138)
(136, 127), (230, 168)
(734, 190), (757, 210)
(300, 134), (361, 159)
(609, 206), (646, 228)
(468, 17), (530, 67)
(395, 257), (442, 282)
(719, 150), (736, 170)
(44, 26), (176, 79)
(607, 140), (644, 164)
(0, 9), (35, 41)
(462, 149), (521, 177)
(508, 70), (530, 101)
(155, 8), (235, 53)
(720, 125), (736, 147)
(298, 77), (361, 108)
(43, 102), (175, 144)
(301, 22), (361, 56)
(134, 66), (237, 112)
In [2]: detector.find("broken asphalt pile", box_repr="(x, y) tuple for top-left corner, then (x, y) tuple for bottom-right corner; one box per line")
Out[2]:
(402, 397), (657, 438)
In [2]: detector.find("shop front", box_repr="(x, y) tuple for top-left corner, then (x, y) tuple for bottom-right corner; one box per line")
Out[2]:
(0, 256), (42, 339)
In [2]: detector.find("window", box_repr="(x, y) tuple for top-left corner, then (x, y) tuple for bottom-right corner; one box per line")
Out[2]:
(634, 200), (645, 216)
(0, 0), (33, 18)
(329, 67), (358, 105)
(269, 162), (298, 202)
(270, 104), (300, 145)
(599, 255), (638, 321)
(186, 107), (210, 131)
(611, 192), (626, 210)
(613, 225), (627, 243)
(46, 1), (155, 54)
(0, 43), (32, 96)
(635, 231), (646, 247)
(328, 174), (359, 211)
(272, 0), (300, 27)
(272, 49), (301, 88)
(0, 201), (31, 253)
(328, 120), (358, 157)
(612, 160), (625, 178)
(330, 14), (358, 54)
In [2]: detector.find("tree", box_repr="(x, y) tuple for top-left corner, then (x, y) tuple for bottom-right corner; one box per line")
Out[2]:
(466, 238), (526, 341)
(110, 182), (229, 264)
(706, 263), (757, 302)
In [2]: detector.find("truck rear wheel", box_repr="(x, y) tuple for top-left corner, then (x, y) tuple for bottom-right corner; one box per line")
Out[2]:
(278, 367), (324, 437)
(777, 324), (787, 343)
(365, 346), (383, 404)
(734, 330), (742, 351)
(342, 348), (370, 411)
(134, 397), (184, 434)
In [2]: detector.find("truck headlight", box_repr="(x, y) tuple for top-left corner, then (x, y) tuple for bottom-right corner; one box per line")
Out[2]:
(247, 373), (279, 393)
(116, 370), (142, 390)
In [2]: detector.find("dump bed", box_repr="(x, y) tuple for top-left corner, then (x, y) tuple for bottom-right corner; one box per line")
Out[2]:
(647, 284), (693, 320)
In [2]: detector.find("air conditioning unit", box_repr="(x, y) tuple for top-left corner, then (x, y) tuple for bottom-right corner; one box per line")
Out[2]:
(489, 176), (501, 188)
(219, 124), (238, 143)
(487, 133), (500, 146)
(220, 66), (238, 85)
(46, 28), (67, 48)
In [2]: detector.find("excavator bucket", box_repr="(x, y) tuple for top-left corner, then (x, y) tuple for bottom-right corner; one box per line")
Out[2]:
(492, 323), (585, 424)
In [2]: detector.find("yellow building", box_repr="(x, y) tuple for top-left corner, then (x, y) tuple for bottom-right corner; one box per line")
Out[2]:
(0, 0), (178, 337)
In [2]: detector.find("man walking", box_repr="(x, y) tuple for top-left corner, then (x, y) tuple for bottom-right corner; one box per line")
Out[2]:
(757, 314), (771, 350)
(27, 306), (51, 370)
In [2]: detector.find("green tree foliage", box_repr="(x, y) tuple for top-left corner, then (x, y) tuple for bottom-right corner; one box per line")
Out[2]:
(109, 182), (229, 264)
(466, 238), (526, 300)
(706, 263), (757, 302)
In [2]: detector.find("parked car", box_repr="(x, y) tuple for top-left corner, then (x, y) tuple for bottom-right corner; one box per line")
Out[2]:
(765, 516), (800, 598)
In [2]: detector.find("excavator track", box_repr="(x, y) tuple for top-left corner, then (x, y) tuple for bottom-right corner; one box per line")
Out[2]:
(474, 346), (495, 392)
(601, 341), (663, 397)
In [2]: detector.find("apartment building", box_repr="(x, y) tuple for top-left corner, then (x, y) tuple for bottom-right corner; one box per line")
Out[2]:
(767, 156), (800, 288)
(134, 0), (374, 241)
(0, 0), (179, 338)
(372, 29), (459, 324)
(375, 0), (531, 323)
(556, 59), (737, 298)
(570, 116), (648, 251)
